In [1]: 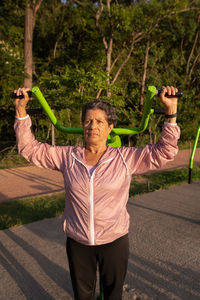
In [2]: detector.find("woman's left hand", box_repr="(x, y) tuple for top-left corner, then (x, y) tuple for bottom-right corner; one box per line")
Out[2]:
(159, 86), (178, 115)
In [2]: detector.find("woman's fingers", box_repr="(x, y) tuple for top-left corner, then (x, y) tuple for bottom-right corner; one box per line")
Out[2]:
(160, 85), (178, 113)
(14, 87), (31, 111)
(162, 86), (178, 97)
(14, 87), (31, 102)
(160, 86), (178, 98)
(21, 88), (30, 101)
(14, 87), (31, 98)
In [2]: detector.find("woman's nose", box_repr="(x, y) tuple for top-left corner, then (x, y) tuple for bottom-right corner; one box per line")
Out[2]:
(89, 120), (97, 129)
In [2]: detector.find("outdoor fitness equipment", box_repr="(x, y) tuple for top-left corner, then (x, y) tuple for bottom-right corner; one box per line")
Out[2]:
(11, 85), (182, 300)
(11, 86), (182, 147)
(188, 124), (200, 184)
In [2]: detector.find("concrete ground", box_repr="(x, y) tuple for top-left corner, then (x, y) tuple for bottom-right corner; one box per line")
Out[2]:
(0, 181), (200, 300)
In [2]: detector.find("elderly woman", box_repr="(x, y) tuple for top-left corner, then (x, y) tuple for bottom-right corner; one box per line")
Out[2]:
(14, 86), (180, 300)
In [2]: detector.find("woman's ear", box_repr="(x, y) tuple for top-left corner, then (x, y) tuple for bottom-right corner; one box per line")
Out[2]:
(108, 123), (114, 134)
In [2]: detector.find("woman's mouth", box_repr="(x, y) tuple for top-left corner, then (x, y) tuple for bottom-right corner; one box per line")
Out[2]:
(89, 133), (98, 136)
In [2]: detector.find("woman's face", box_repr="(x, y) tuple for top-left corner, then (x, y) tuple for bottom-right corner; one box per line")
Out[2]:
(83, 109), (113, 146)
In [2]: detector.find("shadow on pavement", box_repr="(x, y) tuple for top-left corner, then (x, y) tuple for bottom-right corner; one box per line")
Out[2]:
(129, 202), (200, 225)
(5, 168), (64, 189)
(126, 253), (200, 300)
(3, 230), (73, 296)
(0, 240), (55, 300)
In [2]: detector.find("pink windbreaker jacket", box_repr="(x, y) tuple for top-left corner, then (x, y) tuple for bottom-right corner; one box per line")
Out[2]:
(14, 116), (180, 245)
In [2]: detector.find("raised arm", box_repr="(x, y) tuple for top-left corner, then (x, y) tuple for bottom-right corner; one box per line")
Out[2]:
(14, 87), (69, 171)
(120, 86), (180, 175)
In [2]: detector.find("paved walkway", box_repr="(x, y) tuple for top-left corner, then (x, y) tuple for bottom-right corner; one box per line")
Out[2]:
(0, 166), (64, 202)
(0, 148), (200, 202)
(0, 181), (200, 299)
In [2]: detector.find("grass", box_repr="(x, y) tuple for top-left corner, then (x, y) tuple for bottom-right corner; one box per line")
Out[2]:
(0, 164), (200, 230)
(130, 164), (200, 196)
(0, 192), (65, 230)
(0, 147), (29, 169)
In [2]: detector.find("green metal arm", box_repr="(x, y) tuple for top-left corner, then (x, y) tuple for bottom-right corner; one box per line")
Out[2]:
(31, 85), (157, 146)
(188, 124), (200, 184)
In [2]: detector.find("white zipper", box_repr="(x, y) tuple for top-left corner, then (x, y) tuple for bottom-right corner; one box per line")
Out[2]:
(88, 158), (114, 245)
(89, 171), (95, 245)
(72, 153), (114, 245)
(72, 153), (95, 244)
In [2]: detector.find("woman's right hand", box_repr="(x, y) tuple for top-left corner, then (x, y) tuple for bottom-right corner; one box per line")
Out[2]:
(14, 87), (31, 118)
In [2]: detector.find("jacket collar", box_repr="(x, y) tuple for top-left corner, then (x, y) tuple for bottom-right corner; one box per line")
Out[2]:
(72, 146), (116, 166)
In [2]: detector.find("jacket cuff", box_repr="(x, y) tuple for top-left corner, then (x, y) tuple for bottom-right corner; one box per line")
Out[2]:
(164, 121), (177, 126)
(15, 115), (29, 120)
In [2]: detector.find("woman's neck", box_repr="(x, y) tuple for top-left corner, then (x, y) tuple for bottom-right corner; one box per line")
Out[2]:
(85, 143), (107, 155)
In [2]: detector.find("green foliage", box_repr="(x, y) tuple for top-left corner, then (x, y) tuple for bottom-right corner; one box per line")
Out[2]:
(0, 0), (24, 101)
(0, 0), (200, 147)
(36, 66), (126, 143)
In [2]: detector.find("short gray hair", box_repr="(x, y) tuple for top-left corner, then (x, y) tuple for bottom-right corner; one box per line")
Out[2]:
(81, 100), (117, 126)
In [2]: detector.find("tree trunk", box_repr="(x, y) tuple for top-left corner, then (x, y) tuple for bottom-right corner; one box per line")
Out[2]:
(140, 38), (150, 111)
(106, 37), (113, 98)
(24, 0), (43, 89)
(24, 5), (33, 89)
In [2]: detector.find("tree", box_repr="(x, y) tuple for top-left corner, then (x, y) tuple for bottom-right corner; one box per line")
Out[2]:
(24, 0), (43, 88)
(1, 0), (200, 147)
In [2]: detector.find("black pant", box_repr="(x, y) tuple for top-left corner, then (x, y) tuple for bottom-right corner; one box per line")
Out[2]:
(66, 234), (129, 300)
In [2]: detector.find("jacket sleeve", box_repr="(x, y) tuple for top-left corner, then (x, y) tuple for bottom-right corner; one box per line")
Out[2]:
(119, 123), (180, 175)
(14, 116), (70, 171)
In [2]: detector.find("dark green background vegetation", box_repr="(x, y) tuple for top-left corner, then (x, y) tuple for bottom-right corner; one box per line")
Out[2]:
(0, 0), (200, 151)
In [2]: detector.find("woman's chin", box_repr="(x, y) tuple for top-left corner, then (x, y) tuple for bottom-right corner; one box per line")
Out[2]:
(86, 137), (99, 143)
(87, 134), (98, 139)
